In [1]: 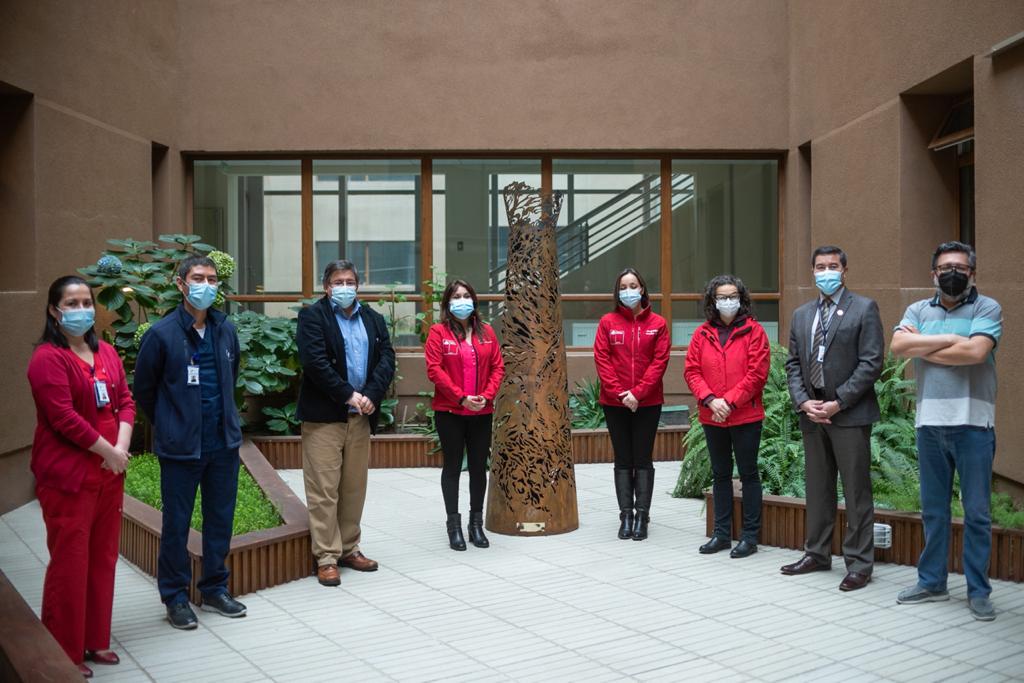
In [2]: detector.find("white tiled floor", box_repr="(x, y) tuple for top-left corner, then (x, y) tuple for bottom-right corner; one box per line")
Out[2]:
(3, 461), (1023, 682)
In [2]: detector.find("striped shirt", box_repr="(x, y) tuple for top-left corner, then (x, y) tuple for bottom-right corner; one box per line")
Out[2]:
(897, 288), (1002, 428)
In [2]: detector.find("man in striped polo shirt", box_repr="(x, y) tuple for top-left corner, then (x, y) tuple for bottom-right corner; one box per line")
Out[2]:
(890, 241), (1002, 621)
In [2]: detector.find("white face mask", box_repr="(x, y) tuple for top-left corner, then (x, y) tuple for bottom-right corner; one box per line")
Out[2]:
(715, 298), (741, 317)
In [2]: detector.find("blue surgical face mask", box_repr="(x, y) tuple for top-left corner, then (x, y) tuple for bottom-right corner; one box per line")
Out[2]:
(814, 270), (843, 296)
(449, 299), (474, 321)
(331, 285), (357, 309)
(186, 282), (218, 310)
(619, 288), (643, 308)
(59, 307), (95, 337)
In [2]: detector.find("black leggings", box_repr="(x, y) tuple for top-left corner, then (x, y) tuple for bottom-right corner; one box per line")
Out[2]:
(435, 411), (493, 514)
(703, 420), (763, 543)
(603, 405), (661, 471)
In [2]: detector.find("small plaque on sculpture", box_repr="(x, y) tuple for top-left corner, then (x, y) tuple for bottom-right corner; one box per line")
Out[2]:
(485, 182), (580, 536)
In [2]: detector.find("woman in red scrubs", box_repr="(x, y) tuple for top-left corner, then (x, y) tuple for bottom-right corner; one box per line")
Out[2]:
(27, 276), (134, 678)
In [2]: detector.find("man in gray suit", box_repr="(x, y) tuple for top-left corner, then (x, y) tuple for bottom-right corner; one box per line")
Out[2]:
(781, 245), (884, 591)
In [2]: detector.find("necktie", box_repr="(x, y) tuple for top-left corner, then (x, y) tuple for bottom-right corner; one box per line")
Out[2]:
(809, 297), (832, 389)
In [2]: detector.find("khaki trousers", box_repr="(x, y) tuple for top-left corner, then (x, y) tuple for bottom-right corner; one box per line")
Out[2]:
(302, 417), (371, 566)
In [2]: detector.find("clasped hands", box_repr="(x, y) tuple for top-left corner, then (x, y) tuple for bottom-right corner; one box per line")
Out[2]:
(346, 391), (377, 415)
(100, 441), (132, 474)
(460, 395), (487, 412)
(800, 399), (841, 424)
(618, 390), (639, 413)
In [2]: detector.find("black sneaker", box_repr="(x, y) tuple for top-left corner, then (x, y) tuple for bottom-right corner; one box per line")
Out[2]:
(200, 591), (247, 618)
(166, 602), (198, 630)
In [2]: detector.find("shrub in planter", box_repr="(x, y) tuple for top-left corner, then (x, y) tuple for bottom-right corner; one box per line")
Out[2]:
(569, 378), (606, 429)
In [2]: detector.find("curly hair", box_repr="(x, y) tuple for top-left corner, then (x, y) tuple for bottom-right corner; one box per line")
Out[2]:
(702, 274), (752, 323)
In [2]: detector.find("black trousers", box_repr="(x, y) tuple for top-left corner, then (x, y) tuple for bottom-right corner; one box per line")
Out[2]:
(435, 411), (493, 514)
(704, 421), (763, 543)
(603, 405), (661, 471)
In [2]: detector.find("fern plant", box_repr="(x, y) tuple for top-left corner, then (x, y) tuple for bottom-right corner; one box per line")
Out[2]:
(673, 345), (917, 505)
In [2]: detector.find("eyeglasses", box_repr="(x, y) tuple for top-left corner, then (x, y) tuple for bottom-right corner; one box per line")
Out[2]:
(715, 295), (740, 303)
(935, 264), (972, 275)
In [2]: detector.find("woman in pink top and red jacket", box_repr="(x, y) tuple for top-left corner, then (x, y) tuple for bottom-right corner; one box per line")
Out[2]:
(26, 276), (135, 678)
(593, 268), (671, 541)
(424, 279), (505, 551)
(684, 274), (770, 559)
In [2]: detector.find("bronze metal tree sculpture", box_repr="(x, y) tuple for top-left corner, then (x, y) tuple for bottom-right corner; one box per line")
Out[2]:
(485, 182), (579, 535)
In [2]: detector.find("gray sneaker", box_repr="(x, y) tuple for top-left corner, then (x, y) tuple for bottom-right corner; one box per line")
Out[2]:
(968, 596), (996, 621)
(896, 584), (950, 604)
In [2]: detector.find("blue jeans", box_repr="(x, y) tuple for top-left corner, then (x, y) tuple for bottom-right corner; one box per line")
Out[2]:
(157, 448), (240, 605)
(916, 426), (995, 598)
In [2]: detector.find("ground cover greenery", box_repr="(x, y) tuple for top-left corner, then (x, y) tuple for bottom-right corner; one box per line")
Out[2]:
(124, 454), (282, 534)
(672, 344), (1024, 530)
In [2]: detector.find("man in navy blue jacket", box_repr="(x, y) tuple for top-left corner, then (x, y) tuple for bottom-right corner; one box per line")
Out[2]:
(135, 255), (247, 630)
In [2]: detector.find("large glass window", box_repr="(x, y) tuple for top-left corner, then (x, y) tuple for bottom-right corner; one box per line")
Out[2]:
(553, 160), (662, 294)
(671, 300), (779, 346)
(312, 160), (421, 292)
(193, 160), (302, 295)
(432, 159), (541, 294)
(671, 160), (778, 293)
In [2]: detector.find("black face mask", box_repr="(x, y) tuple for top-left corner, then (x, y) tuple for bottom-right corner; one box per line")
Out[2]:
(938, 270), (970, 298)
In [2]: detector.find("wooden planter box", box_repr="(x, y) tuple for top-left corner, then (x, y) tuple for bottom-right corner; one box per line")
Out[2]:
(252, 425), (690, 470)
(704, 483), (1024, 583)
(120, 441), (312, 603)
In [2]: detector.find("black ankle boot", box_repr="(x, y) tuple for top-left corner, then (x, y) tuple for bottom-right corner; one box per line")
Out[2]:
(467, 511), (489, 548)
(632, 469), (654, 541)
(447, 513), (467, 551)
(614, 469), (635, 539)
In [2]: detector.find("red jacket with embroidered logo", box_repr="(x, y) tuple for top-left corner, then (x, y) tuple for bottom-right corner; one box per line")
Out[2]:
(593, 305), (671, 407)
(425, 322), (505, 415)
(684, 317), (770, 427)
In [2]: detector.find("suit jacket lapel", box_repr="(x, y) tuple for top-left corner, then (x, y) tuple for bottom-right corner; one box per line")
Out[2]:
(358, 307), (376, 360)
(319, 297), (345, 358)
(800, 303), (815, 371)
(823, 289), (850, 353)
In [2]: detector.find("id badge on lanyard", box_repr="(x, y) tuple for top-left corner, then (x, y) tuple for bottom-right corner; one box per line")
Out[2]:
(93, 373), (110, 408)
(188, 352), (201, 386)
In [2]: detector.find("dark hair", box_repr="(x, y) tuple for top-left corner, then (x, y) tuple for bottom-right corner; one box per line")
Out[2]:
(811, 245), (847, 268)
(440, 279), (484, 341)
(931, 241), (976, 270)
(177, 255), (217, 281)
(39, 275), (99, 351)
(702, 274), (752, 323)
(322, 259), (360, 287)
(612, 267), (650, 311)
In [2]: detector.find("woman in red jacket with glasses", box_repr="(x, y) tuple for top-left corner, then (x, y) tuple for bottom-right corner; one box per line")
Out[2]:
(684, 274), (770, 559)
(26, 276), (135, 678)
(425, 279), (505, 551)
(593, 268), (671, 541)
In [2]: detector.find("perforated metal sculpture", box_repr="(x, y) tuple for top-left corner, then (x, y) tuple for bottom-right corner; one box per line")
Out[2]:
(485, 182), (579, 535)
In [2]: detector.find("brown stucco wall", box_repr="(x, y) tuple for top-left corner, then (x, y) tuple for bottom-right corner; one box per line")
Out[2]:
(1, 1), (1024, 514)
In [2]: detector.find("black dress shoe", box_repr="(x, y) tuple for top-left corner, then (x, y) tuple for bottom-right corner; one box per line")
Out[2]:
(839, 571), (872, 591)
(780, 554), (831, 575)
(166, 602), (198, 630)
(699, 536), (732, 554)
(84, 650), (120, 665)
(446, 513), (467, 551)
(201, 592), (247, 618)
(467, 511), (489, 548)
(730, 540), (758, 558)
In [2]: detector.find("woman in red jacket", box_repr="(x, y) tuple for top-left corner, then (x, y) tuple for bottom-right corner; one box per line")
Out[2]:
(424, 279), (505, 551)
(593, 268), (671, 541)
(26, 276), (135, 678)
(684, 274), (770, 559)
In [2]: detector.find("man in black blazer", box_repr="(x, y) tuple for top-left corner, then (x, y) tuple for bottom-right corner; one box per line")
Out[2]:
(297, 259), (395, 586)
(781, 246), (884, 591)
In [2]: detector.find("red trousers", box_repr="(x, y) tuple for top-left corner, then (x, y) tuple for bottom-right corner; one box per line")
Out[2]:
(36, 460), (123, 665)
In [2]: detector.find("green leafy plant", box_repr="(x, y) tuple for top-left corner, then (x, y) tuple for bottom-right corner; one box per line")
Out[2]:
(125, 453), (282, 534)
(673, 346), (913, 503)
(78, 234), (221, 381)
(231, 310), (299, 406)
(410, 390), (441, 453)
(569, 378), (606, 429)
(262, 402), (300, 436)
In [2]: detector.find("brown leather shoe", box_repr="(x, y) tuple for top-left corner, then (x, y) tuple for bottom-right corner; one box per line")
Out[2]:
(839, 571), (872, 591)
(340, 551), (379, 572)
(780, 554), (831, 575)
(78, 663), (93, 678)
(84, 650), (120, 665)
(317, 564), (341, 586)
